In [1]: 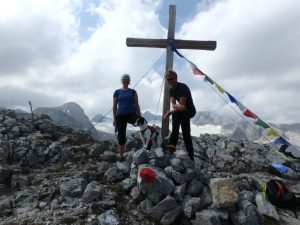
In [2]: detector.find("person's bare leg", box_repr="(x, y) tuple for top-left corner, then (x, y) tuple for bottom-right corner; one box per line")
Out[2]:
(119, 144), (125, 160)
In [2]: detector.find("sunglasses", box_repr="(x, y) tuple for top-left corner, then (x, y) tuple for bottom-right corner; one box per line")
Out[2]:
(166, 77), (175, 81)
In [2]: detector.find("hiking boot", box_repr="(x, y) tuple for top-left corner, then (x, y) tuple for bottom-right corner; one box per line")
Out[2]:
(165, 144), (176, 153)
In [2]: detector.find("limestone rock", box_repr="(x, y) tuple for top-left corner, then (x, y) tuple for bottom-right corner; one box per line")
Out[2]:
(60, 178), (87, 198)
(82, 181), (102, 203)
(210, 178), (238, 208)
(255, 193), (279, 221)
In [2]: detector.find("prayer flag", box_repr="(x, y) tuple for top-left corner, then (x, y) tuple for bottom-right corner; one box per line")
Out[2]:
(172, 45), (185, 58)
(204, 75), (214, 85)
(214, 83), (225, 93)
(226, 92), (238, 105)
(189, 62), (205, 76)
(274, 137), (290, 146)
(236, 100), (246, 112)
(255, 119), (270, 129)
(243, 109), (257, 119)
(285, 145), (300, 159)
(265, 128), (280, 137)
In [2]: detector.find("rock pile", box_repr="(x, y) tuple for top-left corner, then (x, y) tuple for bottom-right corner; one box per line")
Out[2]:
(0, 109), (300, 225)
(127, 139), (300, 225)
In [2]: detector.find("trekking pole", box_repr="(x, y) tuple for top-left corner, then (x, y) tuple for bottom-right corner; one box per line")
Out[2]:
(28, 101), (35, 126)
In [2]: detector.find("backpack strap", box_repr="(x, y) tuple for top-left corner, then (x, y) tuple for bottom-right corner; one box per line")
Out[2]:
(274, 180), (284, 199)
(262, 182), (267, 198)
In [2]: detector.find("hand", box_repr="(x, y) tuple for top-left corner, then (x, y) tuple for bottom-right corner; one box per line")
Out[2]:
(113, 120), (116, 126)
(163, 111), (169, 121)
(173, 104), (185, 111)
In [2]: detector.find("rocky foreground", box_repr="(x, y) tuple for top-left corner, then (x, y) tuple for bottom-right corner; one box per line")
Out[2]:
(0, 109), (300, 225)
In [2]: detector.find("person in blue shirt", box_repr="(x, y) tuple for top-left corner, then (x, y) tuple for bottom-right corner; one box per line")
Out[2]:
(113, 74), (141, 161)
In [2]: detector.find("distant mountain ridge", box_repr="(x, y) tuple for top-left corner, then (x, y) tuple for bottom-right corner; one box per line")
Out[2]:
(142, 111), (162, 122)
(33, 102), (112, 141)
(192, 111), (224, 126)
(34, 102), (92, 130)
(2, 104), (299, 145)
(192, 112), (300, 147)
(91, 114), (110, 123)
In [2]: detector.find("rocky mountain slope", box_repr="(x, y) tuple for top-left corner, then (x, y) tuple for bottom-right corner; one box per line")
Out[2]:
(34, 102), (93, 130)
(33, 102), (112, 142)
(1, 109), (300, 225)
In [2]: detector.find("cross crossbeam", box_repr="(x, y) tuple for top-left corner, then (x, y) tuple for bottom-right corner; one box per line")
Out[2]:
(127, 38), (216, 50)
(126, 5), (216, 138)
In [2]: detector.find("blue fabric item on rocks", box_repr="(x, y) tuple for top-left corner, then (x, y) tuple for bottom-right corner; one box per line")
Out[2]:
(271, 163), (288, 174)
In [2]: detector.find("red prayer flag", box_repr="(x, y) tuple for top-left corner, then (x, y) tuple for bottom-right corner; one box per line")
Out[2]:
(189, 61), (205, 76)
(243, 109), (257, 119)
(192, 67), (205, 76)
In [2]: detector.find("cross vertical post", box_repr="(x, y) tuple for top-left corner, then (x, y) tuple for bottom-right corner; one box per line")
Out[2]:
(126, 5), (216, 138)
(161, 5), (176, 138)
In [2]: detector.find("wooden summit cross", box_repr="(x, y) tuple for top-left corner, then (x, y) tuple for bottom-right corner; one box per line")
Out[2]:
(126, 5), (216, 138)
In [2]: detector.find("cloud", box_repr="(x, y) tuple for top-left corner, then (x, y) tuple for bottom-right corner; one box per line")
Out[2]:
(0, 0), (299, 125)
(47, 0), (167, 116)
(0, 86), (62, 110)
(176, 0), (300, 123)
(0, 0), (80, 76)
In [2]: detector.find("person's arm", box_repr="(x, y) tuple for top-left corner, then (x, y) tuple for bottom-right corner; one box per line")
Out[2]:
(172, 85), (188, 111)
(163, 97), (177, 120)
(113, 96), (118, 125)
(179, 97), (187, 106)
(134, 93), (141, 115)
(173, 97), (186, 111)
(170, 97), (176, 107)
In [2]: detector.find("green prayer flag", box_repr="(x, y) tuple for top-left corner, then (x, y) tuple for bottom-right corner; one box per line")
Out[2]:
(255, 119), (270, 129)
(204, 75), (214, 85)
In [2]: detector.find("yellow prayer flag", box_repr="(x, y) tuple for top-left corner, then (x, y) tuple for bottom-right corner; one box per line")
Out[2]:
(214, 83), (225, 94)
(265, 128), (280, 137)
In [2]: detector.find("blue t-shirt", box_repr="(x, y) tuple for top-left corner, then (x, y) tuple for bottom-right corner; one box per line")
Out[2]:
(113, 88), (137, 116)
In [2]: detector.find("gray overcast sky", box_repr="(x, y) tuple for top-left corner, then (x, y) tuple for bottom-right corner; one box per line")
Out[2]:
(0, 0), (299, 124)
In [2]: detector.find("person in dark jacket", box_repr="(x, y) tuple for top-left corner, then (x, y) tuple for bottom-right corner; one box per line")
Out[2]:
(113, 74), (141, 161)
(163, 70), (196, 161)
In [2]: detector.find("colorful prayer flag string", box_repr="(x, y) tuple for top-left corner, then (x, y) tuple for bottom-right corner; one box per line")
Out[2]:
(171, 44), (300, 160)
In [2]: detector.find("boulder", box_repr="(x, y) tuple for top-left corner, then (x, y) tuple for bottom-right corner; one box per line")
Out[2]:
(147, 195), (177, 221)
(255, 193), (279, 221)
(82, 181), (102, 203)
(60, 178), (87, 198)
(210, 178), (238, 208)
(138, 165), (175, 199)
(191, 209), (222, 225)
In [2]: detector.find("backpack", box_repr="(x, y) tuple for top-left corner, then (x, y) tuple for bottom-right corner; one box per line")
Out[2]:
(265, 179), (297, 208)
